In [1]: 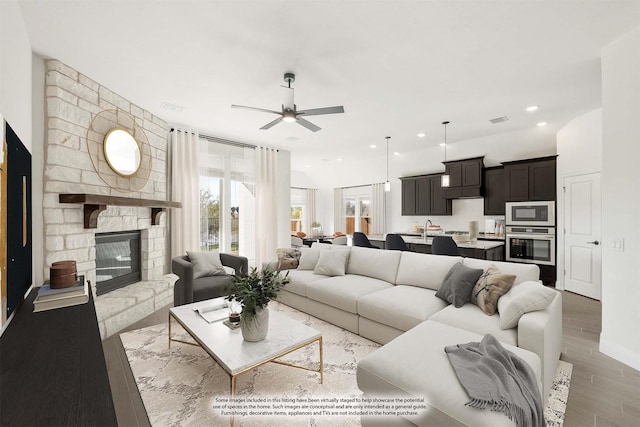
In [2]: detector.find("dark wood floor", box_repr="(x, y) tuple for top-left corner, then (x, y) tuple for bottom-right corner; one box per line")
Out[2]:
(103, 291), (640, 426)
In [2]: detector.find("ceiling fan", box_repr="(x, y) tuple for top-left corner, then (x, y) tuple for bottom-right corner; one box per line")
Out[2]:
(231, 73), (344, 132)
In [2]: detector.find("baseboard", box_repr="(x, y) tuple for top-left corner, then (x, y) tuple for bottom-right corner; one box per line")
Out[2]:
(599, 334), (640, 371)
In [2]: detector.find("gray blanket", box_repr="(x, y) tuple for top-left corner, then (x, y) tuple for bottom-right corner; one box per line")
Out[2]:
(444, 334), (544, 427)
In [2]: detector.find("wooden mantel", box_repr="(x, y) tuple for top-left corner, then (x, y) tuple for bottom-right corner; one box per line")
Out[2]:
(59, 193), (181, 229)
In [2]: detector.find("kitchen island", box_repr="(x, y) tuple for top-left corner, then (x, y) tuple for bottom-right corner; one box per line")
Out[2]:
(368, 234), (505, 261)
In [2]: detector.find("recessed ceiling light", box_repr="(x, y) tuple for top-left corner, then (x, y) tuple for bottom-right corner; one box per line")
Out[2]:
(305, 164), (311, 168)
(439, 142), (446, 147)
(536, 121), (548, 127)
(526, 105), (540, 112)
(417, 133), (426, 138)
(337, 158), (343, 162)
(370, 144), (377, 149)
(393, 152), (400, 156)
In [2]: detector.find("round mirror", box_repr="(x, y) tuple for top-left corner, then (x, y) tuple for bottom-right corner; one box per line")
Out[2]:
(103, 128), (141, 176)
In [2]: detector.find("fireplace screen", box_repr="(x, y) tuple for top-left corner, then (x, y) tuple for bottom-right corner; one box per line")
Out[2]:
(95, 230), (141, 296)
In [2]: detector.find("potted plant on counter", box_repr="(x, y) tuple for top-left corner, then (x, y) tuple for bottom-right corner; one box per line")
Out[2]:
(225, 267), (289, 342)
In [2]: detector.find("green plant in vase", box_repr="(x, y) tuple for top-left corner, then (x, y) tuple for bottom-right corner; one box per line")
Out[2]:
(225, 267), (289, 341)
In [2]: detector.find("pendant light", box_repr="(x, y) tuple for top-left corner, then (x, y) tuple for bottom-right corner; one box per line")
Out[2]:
(384, 136), (391, 192)
(441, 121), (450, 188)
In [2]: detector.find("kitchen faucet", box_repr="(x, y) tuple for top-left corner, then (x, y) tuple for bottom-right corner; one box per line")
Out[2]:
(424, 220), (432, 238)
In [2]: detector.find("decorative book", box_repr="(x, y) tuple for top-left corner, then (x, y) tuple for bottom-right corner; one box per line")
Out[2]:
(33, 278), (89, 312)
(37, 275), (85, 301)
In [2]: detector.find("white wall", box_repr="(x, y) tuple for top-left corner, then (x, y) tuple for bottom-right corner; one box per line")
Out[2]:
(600, 26), (640, 370)
(31, 54), (45, 288)
(555, 108), (603, 289)
(0, 1), (32, 148)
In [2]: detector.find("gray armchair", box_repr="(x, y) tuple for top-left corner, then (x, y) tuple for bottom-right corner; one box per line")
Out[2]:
(172, 253), (249, 306)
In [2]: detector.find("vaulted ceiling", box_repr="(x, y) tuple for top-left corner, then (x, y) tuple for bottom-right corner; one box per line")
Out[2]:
(19, 0), (640, 179)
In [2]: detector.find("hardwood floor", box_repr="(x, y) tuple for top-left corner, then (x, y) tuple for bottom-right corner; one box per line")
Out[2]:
(103, 291), (640, 426)
(561, 291), (640, 427)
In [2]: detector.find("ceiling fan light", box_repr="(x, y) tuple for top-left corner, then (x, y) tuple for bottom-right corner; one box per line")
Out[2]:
(282, 112), (296, 123)
(441, 174), (450, 188)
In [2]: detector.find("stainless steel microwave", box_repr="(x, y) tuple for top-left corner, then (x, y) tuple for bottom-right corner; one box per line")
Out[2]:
(505, 201), (555, 227)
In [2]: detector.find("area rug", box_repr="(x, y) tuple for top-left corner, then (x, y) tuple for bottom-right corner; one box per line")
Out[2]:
(120, 302), (572, 427)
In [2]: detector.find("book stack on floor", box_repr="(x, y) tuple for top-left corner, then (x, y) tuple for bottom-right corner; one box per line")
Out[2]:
(33, 275), (89, 312)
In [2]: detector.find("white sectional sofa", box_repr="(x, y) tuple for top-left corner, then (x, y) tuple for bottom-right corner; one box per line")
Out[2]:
(275, 243), (562, 426)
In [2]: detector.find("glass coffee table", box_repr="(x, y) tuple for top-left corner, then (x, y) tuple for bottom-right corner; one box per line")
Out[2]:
(168, 298), (323, 397)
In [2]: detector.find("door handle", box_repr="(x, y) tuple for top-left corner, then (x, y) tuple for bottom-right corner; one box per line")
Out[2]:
(586, 240), (600, 245)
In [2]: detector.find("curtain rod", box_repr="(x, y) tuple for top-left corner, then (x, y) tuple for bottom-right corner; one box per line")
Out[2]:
(291, 186), (318, 190)
(170, 128), (256, 149)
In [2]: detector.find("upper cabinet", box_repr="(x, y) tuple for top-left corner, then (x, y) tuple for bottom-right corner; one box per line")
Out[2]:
(401, 178), (417, 215)
(401, 174), (452, 216)
(483, 166), (506, 215)
(503, 156), (557, 202)
(442, 157), (484, 199)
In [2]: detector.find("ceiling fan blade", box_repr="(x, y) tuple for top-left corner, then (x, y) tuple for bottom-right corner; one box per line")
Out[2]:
(260, 117), (283, 130)
(297, 106), (345, 116)
(231, 104), (281, 115)
(296, 117), (321, 132)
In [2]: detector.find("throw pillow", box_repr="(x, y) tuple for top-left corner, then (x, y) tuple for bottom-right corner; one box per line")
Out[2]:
(186, 250), (227, 279)
(471, 264), (516, 316)
(435, 263), (484, 308)
(498, 281), (557, 329)
(276, 248), (301, 270)
(298, 248), (322, 270)
(313, 250), (349, 276)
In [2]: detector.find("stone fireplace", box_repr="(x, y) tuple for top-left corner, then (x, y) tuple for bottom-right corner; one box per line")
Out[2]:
(43, 59), (176, 338)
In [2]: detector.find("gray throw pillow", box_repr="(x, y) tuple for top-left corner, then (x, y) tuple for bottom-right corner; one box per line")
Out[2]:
(436, 262), (484, 308)
(186, 250), (227, 279)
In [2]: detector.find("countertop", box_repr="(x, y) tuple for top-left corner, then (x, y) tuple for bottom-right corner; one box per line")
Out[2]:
(399, 231), (505, 241)
(369, 234), (505, 250)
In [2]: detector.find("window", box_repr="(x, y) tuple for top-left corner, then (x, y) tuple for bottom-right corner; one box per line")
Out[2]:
(199, 139), (254, 258)
(291, 187), (316, 235)
(343, 186), (372, 235)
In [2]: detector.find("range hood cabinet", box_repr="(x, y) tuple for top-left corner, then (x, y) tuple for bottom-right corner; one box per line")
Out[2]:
(442, 157), (484, 199)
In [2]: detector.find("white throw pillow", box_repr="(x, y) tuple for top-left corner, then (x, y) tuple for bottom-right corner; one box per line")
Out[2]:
(313, 250), (349, 276)
(186, 250), (227, 279)
(498, 281), (557, 329)
(298, 248), (321, 270)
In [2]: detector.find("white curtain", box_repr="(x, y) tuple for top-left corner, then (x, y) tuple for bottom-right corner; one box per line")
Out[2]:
(305, 188), (317, 235)
(371, 183), (386, 235)
(333, 188), (345, 234)
(170, 130), (200, 258)
(255, 147), (278, 268)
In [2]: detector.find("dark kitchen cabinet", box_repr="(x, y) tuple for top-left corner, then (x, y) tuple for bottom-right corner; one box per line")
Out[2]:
(529, 160), (557, 201)
(483, 166), (506, 215)
(430, 175), (451, 215)
(503, 156), (557, 202)
(415, 177), (432, 215)
(401, 174), (451, 216)
(442, 157), (484, 199)
(401, 178), (417, 215)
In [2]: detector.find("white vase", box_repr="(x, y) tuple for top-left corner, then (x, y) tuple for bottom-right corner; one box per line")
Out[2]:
(469, 220), (479, 242)
(241, 307), (269, 342)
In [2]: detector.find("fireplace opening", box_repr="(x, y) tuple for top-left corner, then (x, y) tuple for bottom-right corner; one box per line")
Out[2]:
(95, 230), (141, 296)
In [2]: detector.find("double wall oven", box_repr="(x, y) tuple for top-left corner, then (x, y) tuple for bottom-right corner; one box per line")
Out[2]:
(505, 201), (556, 266)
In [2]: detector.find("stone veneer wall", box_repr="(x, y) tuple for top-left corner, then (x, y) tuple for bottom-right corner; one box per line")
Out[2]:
(43, 60), (175, 337)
